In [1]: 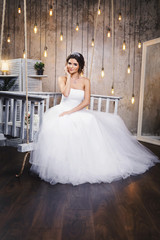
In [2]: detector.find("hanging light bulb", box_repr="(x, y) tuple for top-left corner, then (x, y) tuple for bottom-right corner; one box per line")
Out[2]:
(98, 7), (101, 15)
(107, 28), (111, 38)
(7, 34), (11, 43)
(23, 50), (26, 59)
(131, 94), (135, 104)
(122, 40), (126, 50)
(138, 40), (141, 49)
(60, 32), (63, 41)
(118, 12), (122, 21)
(49, 5), (53, 16)
(75, 23), (79, 31)
(101, 67), (104, 78)
(91, 38), (94, 47)
(127, 64), (131, 74)
(111, 85), (114, 95)
(34, 23), (38, 34)
(44, 46), (48, 57)
(18, 4), (21, 14)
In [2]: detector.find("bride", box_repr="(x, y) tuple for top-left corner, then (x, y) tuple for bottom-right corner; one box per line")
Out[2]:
(30, 52), (159, 185)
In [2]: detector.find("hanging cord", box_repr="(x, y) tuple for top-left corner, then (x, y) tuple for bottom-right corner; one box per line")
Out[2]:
(87, 0), (89, 77)
(81, 0), (84, 54)
(89, 0), (101, 80)
(111, 0), (115, 88)
(66, 0), (68, 58)
(16, 0), (30, 177)
(0, 0), (6, 62)
(128, 0), (131, 64)
(40, 0), (42, 59)
(54, 0), (57, 91)
(102, 0), (105, 68)
(124, 0), (126, 41)
(133, 0), (137, 95)
(71, 0), (73, 53)
(14, 0), (16, 58)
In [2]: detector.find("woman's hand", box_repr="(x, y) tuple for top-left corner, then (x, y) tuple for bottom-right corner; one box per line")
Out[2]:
(64, 65), (70, 78)
(59, 110), (71, 117)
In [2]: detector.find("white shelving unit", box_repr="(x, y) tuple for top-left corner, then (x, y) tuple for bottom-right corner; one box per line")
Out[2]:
(28, 75), (47, 78)
(0, 59), (47, 92)
(0, 75), (19, 78)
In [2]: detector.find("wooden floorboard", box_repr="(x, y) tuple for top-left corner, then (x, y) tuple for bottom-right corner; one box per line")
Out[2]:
(0, 144), (160, 240)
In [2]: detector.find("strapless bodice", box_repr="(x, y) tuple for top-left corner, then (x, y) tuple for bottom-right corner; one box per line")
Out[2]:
(60, 88), (84, 109)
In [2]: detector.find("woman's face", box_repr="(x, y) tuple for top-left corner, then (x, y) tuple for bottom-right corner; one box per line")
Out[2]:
(67, 58), (79, 74)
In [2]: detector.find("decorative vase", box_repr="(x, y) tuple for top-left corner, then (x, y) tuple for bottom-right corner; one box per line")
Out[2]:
(37, 69), (44, 75)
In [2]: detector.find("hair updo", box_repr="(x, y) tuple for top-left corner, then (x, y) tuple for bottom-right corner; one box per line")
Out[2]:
(66, 52), (85, 74)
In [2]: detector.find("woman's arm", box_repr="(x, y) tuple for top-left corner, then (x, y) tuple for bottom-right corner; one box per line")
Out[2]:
(58, 66), (71, 97)
(59, 78), (90, 117)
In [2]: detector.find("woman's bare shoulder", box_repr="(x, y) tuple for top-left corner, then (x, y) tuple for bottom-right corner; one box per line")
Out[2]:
(58, 75), (67, 83)
(81, 77), (90, 86)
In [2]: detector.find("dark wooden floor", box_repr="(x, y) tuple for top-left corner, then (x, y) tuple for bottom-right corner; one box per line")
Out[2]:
(0, 143), (160, 240)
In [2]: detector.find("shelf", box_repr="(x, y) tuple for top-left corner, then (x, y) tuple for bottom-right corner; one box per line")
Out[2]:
(0, 75), (19, 78)
(28, 75), (47, 78)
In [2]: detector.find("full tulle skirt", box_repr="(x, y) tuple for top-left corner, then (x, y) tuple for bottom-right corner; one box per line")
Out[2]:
(30, 104), (159, 186)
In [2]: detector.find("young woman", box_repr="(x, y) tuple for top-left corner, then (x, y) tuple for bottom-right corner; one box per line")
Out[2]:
(30, 52), (159, 185)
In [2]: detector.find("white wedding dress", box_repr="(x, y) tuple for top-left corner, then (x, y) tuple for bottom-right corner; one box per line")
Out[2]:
(30, 88), (159, 185)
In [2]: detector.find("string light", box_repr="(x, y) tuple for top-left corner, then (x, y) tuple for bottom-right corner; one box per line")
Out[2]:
(138, 40), (141, 48)
(138, 0), (142, 49)
(131, 0), (137, 105)
(7, 34), (11, 43)
(60, 0), (63, 41)
(44, 0), (48, 57)
(91, 38), (94, 47)
(118, 0), (122, 21)
(34, 0), (38, 33)
(44, 46), (48, 57)
(23, 50), (26, 58)
(49, 5), (53, 16)
(75, 0), (79, 31)
(122, 40), (126, 50)
(7, 0), (11, 43)
(60, 32), (63, 41)
(127, 64), (131, 74)
(111, 85), (114, 95)
(18, 0), (21, 14)
(91, 0), (94, 47)
(122, 0), (126, 50)
(101, 0), (105, 79)
(101, 67), (104, 78)
(107, 28), (111, 38)
(127, 0), (131, 73)
(108, 0), (111, 37)
(98, 7), (101, 15)
(131, 94), (135, 104)
(34, 24), (38, 33)
(118, 13), (122, 21)
(75, 23), (79, 31)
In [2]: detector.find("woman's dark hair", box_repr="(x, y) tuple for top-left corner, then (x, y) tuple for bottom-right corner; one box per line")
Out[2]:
(66, 52), (85, 74)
